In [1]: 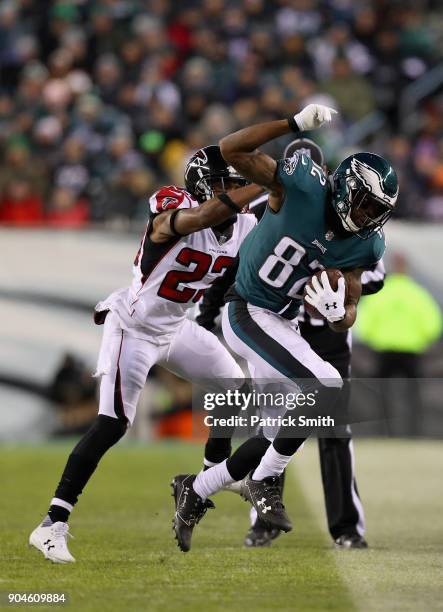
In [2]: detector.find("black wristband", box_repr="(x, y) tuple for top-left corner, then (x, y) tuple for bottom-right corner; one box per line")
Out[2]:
(169, 208), (185, 236)
(287, 115), (301, 133)
(217, 192), (241, 212)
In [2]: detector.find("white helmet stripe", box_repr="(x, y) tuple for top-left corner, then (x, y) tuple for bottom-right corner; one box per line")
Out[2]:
(351, 158), (398, 205)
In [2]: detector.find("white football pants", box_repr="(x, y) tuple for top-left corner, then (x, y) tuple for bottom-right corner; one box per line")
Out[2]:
(96, 312), (244, 425)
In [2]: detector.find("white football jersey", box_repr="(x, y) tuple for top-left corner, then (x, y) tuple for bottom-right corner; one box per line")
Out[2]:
(96, 185), (256, 338)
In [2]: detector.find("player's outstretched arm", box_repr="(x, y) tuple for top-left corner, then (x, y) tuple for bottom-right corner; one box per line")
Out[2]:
(150, 183), (263, 243)
(219, 104), (337, 210)
(329, 268), (363, 332)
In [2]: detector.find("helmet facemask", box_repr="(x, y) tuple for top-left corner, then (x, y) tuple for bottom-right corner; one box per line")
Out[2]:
(337, 175), (395, 239)
(332, 153), (399, 240)
(184, 145), (249, 204)
(193, 174), (248, 202)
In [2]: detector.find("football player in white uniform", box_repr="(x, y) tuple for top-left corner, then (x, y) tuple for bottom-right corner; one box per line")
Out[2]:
(29, 145), (261, 563)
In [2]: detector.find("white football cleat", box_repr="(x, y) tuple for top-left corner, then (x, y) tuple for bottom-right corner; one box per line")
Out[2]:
(29, 521), (75, 563)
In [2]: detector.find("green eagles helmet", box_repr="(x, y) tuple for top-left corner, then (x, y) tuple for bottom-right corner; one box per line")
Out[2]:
(331, 152), (399, 239)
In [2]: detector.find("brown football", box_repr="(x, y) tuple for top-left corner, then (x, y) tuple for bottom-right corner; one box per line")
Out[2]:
(303, 269), (346, 320)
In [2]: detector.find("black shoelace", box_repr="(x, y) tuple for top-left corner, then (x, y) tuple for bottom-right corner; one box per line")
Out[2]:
(262, 478), (285, 511)
(187, 499), (215, 526)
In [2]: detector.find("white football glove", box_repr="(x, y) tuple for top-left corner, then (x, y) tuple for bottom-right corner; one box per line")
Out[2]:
(293, 104), (338, 131)
(305, 271), (346, 322)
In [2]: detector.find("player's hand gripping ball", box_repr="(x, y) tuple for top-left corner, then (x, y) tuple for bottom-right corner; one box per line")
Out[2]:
(303, 269), (347, 322)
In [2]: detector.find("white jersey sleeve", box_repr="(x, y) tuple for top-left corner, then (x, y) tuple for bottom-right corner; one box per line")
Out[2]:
(96, 188), (256, 337)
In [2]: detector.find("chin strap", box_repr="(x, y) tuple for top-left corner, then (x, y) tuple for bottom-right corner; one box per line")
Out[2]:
(342, 211), (360, 233)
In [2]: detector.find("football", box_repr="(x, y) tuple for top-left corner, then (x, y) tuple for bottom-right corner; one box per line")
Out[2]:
(303, 269), (346, 319)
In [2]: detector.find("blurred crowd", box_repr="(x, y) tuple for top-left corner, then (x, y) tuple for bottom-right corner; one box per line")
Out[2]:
(1, 0), (443, 229)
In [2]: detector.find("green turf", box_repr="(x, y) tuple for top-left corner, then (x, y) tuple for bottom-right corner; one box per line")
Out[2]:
(0, 440), (442, 611)
(295, 439), (443, 612)
(0, 442), (354, 612)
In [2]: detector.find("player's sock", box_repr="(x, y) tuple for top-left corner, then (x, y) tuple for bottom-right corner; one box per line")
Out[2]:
(226, 435), (271, 480)
(251, 436), (307, 480)
(41, 514), (55, 527)
(203, 437), (231, 470)
(201, 381), (251, 470)
(273, 435), (307, 456)
(252, 445), (292, 480)
(46, 415), (127, 517)
(193, 460), (233, 499)
(194, 435), (273, 498)
(203, 459), (219, 471)
(46, 499), (73, 524)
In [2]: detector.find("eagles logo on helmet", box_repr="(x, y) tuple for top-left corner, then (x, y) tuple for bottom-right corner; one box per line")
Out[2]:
(331, 152), (399, 239)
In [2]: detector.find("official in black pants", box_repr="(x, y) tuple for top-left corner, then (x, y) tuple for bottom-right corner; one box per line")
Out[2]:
(298, 316), (363, 546)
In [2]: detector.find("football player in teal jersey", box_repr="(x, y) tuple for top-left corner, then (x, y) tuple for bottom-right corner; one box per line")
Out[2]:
(172, 104), (399, 552)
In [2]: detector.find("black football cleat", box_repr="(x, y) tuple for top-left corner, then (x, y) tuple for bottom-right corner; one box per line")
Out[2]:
(240, 475), (292, 533)
(334, 534), (368, 549)
(244, 518), (282, 548)
(171, 474), (214, 552)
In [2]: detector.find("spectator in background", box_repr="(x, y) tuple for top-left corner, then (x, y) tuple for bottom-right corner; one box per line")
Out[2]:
(102, 131), (154, 227)
(371, 29), (402, 126)
(0, 92), (15, 144)
(53, 135), (90, 199)
(309, 22), (373, 81)
(383, 136), (420, 218)
(321, 56), (376, 122)
(0, 176), (44, 225)
(48, 352), (97, 434)
(357, 253), (442, 370)
(94, 53), (122, 105)
(356, 253), (442, 434)
(12, 62), (48, 136)
(0, 0), (26, 89)
(0, 137), (48, 202)
(32, 115), (64, 171)
(0, 0), (442, 226)
(46, 187), (89, 228)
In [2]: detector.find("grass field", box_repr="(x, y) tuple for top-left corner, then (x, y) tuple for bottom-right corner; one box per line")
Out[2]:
(1, 439), (442, 611)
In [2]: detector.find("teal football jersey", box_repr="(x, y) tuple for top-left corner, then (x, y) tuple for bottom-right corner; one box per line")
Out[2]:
(235, 153), (385, 319)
